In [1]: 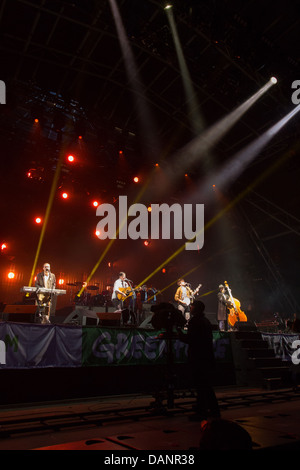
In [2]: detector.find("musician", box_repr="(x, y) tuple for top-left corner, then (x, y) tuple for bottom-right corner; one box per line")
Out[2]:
(111, 272), (129, 311)
(217, 284), (230, 331)
(175, 279), (193, 322)
(35, 263), (56, 324)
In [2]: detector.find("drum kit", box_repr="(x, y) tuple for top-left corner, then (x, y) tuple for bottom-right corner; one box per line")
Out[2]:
(66, 281), (159, 308)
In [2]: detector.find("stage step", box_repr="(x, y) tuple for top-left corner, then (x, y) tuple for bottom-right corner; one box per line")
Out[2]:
(249, 357), (283, 368)
(238, 339), (269, 349)
(244, 348), (275, 358)
(231, 331), (291, 390)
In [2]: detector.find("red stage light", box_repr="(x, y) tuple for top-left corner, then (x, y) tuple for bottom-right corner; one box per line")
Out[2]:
(119, 150), (123, 156)
(95, 230), (101, 237)
(92, 200), (99, 207)
(58, 279), (65, 285)
(34, 118), (39, 123)
(67, 155), (75, 162)
(7, 272), (15, 279)
(133, 176), (139, 183)
(162, 268), (166, 274)
(1, 243), (7, 251)
(62, 192), (69, 199)
(144, 240), (151, 247)
(78, 135), (83, 140)
(35, 217), (42, 224)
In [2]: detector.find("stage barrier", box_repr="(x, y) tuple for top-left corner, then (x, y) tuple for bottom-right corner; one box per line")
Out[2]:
(0, 322), (232, 369)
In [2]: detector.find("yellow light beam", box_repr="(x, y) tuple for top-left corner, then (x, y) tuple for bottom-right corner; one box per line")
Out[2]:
(28, 156), (63, 286)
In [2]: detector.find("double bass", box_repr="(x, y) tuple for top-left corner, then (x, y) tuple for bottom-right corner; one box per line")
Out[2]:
(224, 281), (247, 327)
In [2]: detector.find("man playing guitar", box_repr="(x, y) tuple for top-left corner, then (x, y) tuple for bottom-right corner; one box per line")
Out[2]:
(111, 272), (129, 311)
(175, 279), (202, 322)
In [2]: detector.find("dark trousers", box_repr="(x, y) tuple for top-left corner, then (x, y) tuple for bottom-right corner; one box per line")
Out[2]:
(190, 364), (220, 419)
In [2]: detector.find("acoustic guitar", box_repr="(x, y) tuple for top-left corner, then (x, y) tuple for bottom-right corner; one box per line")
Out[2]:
(117, 287), (136, 300)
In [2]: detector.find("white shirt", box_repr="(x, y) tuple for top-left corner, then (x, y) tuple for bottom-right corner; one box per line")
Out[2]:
(112, 278), (128, 300)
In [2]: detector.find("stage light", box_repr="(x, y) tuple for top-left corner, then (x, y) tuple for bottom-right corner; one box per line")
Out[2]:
(62, 192), (69, 199)
(162, 268), (166, 273)
(119, 150), (124, 156)
(147, 206), (152, 212)
(144, 240), (151, 246)
(1, 243), (7, 251)
(67, 155), (75, 162)
(34, 118), (39, 123)
(35, 217), (42, 224)
(78, 135), (83, 140)
(95, 230), (101, 237)
(164, 4), (173, 9)
(133, 176), (139, 183)
(270, 76), (278, 84)
(58, 278), (65, 285)
(92, 200), (99, 207)
(7, 272), (15, 279)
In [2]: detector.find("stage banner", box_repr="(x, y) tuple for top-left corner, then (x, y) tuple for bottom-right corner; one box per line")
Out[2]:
(261, 332), (300, 362)
(0, 322), (82, 369)
(81, 328), (232, 367)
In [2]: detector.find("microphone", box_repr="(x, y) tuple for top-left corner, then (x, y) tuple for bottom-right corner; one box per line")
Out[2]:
(125, 278), (133, 283)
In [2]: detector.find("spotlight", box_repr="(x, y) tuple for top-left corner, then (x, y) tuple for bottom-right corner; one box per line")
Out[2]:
(133, 176), (139, 183)
(1, 243), (7, 251)
(67, 155), (75, 162)
(35, 217), (42, 224)
(144, 240), (151, 247)
(164, 4), (173, 9)
(270, 77), (278, 84)
(7, 272), (15, 279)
(58, 278), (65, 285)
(92, 200), (99, 207)
(147, 206), (152, 212)
(34, 118), (39, 123)
(61, 192), (69, 199)
(95, 230), (101, 237)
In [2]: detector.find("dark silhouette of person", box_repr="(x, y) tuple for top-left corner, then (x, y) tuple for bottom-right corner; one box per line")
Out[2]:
(179, 300), (220, 421)
(198, 419), (253, 450)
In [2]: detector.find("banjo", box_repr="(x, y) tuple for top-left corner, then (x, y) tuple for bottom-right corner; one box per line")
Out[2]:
(180, 284), (202, 306)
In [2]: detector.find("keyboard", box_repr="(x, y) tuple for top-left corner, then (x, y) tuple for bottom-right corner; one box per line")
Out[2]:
(21, 286), (66, 295)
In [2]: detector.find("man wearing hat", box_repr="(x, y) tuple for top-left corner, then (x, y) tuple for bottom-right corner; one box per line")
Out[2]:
(217, 284), (230, 331)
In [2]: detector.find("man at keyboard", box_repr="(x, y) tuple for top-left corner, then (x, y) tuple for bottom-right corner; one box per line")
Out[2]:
(35, 263), (56, 324)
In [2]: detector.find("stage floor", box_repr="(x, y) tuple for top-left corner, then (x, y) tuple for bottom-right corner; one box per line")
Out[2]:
(0, 386), (299, 452)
